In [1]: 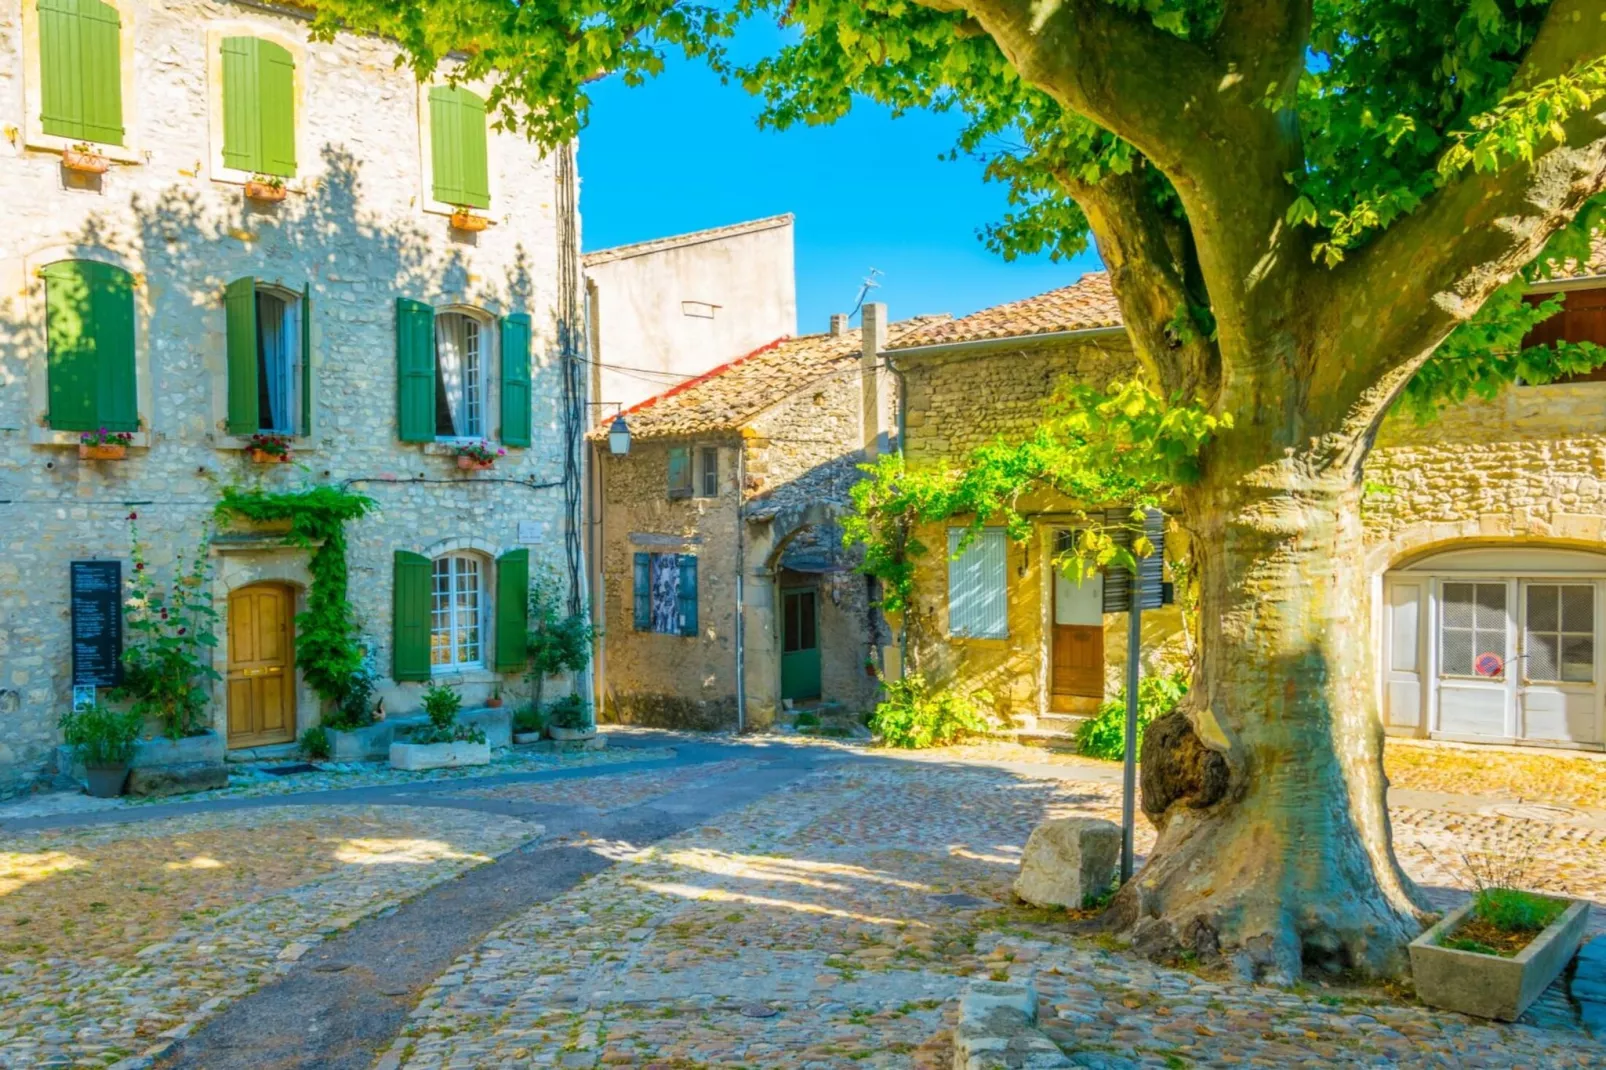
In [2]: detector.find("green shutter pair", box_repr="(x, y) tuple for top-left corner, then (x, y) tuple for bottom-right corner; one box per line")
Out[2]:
(393, 549), (527, 680)
(631, 552), (698, 636)
(222, 36), (296, 177)
(225, 277), (312, 435)
(39, 0), (124, 146)
(429, 85), (490, 209)
(44, 259), (136, 432)
(395, 299), (531, 447)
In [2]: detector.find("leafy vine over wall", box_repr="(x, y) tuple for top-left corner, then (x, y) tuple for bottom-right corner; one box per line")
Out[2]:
(214, 486), (377, 706)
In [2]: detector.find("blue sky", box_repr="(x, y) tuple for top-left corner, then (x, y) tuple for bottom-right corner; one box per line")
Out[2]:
(576, 25), (1102, 333)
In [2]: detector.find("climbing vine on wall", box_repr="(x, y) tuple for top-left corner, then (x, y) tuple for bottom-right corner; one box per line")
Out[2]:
(214, 485), (376, 705)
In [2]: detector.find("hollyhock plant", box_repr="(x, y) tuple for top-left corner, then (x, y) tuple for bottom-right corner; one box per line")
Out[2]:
(116, 516), (220, 739)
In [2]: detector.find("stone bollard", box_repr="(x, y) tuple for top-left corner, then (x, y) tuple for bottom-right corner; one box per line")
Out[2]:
(1013, 817), (1121, 909)
(952, 978), (1072, 1069)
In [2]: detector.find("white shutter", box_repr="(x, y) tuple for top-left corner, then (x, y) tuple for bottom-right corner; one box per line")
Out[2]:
(948, 527), (1008, 639)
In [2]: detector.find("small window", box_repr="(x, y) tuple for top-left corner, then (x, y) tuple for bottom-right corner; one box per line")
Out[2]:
(435, 312), (487, 439)
(428, 85), (490, 210)
(225, 277), (308, 436)
(697, 446), (718, 497)
(948, 527), (1008, 639)
(38, 0), (125, 147)
(431, 554), (486, 671)
(220, 37), (296, 178)
(667, 447), (693, 498)
(632, 552), (698, 636)
(44, 259), (136, 432)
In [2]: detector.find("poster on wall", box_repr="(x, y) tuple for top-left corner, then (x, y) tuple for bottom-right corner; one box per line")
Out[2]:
(70, 560), (123, 688)
(649, 554), (680, 633)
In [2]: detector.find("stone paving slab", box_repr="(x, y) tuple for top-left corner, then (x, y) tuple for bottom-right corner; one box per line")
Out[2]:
(0, 804), (541, 1069)
(388, 759), (1606, 1069)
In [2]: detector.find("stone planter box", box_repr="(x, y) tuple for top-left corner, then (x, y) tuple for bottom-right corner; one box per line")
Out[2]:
(329, 706), (510, 759)
(1410, 898), (1591, 1021)
(61, 730), (227, 797)
(389, 739), (490, 771)
(513, 731), (545, 745)
(327, 720), (396, 761)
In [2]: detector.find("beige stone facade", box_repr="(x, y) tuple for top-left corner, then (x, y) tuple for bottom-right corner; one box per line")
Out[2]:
(891, 272), (1606, 751)
(0, 0), (582, 793)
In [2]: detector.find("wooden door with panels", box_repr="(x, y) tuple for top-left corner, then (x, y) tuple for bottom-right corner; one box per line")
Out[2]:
(1051, 534), (1105, 712)
(227, 583), (296, 748)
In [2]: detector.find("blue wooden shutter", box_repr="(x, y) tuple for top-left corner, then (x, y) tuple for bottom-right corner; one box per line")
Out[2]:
(633, 552), (650, 631)
(677, 554), (698, 637)
(947, 528), (1008, 639)
(224, 276), (257, 434)
(499, 313), (531, 447)
(667, 447), (691, 497)
(396, 298), (435, 441)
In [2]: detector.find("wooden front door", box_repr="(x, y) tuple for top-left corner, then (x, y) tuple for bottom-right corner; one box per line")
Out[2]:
(227, 583), (295, 748)
(1051, 565), (1104, 711)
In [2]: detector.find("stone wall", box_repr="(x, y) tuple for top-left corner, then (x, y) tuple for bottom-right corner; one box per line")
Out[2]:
(0, 0), (577, 794)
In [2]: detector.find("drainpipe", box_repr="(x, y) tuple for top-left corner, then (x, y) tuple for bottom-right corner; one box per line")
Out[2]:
(734, 442), (746, 733)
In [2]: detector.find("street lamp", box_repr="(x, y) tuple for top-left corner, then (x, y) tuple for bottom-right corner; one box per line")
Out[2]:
(607, 414), (631, 456)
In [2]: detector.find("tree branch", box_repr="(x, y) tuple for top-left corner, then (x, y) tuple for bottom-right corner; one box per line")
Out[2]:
(1315, 0), (1606, 419)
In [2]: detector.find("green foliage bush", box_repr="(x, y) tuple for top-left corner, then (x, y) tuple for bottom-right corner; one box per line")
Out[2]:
(1075, 671), (1189, 761)
(299, 725), (332, 760)
(545, 693), (588, 730)
(869, 674), (992, 749)
(117, 518), (220, 739)
(1474, 888), (1567, 934)
(527, 566), (594, 709)
(513, 704), (545, 734)
(409, 682), (485, 744)
(59, 703), (143, 767)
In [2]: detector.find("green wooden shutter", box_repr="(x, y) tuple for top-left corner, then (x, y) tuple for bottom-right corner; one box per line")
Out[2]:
(39, 0), (85, 140)
(300, 280), (312, 435)
(45, 260), (134, 433)
(396, 298), (435, 441)
(667, 447), (691, 497)
(633, 552), (650, 631)
(221, 37), (261, 173)
(78, 0), (122, 146)
(393, 551), (431, 681)
(499, 313), (531, 448)
(257, 40), (296, 177)
(224, 276), (258, 434)
(677, 555), (698, 637)
(430, 86), (490, 209)
(494, 549), (529, 672)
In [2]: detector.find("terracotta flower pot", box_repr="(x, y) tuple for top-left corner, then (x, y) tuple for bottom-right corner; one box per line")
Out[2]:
(244, 180), (287, 202)
(456, 455), (494, 471)
(79, 444), (127, 460)
(63, 148), (110, 174)
(249, 448), (290, 463)
(450, 211), (490, 232)
(485, 697), (503, 708)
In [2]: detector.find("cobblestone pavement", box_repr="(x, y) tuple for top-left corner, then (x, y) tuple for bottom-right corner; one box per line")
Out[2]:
(0, 804), (541, 1069)
(389, 755), (1606, 1069)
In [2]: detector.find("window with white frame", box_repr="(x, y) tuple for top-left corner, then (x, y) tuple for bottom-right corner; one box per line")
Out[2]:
(434, 311), (487, 439)
(948, 527), (1008, 638)
(430, 553), (486, 670)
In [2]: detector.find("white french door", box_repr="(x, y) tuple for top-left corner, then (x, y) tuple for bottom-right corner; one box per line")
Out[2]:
(1518, 582), (1600, 745)
(1435, 580), (1512, 738)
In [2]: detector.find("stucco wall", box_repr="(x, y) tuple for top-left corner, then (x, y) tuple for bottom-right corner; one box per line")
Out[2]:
(585, 218), (797, 413)
(0, 0), (577, 794)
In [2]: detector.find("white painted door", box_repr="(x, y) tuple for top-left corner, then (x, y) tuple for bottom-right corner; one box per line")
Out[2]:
(1382, 580), (1424, 730)
(1518, 581), (1601, 745)
(1436, 580), (1513, 738)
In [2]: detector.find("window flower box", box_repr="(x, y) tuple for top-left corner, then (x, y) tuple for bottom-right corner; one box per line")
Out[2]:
(62, 145), (109, 174)
(449, 208), (490, 232)
(455, 440), (504, 471)
(79, 428), (133, 460)
(244, 176), (288, 203)
(247, 434), (293, 463)
(1409, 898), (1591, 1020)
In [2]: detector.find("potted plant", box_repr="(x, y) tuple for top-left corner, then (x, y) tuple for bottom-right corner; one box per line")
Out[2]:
(62, 142), (110, 174)
(485, 684), (503, 709)
(545, 693), (595, 741)
(455, 440), (504, 471)
(79, 428), (133, 460)
(512, 703), (545, 745)
(526, 564), (594, 712)
(247, 433), (293, 463)
(60, 702), (143, 798)
(244, 173), (287, 202)
(389, 682), (490, 770)
(449, 206), (490, 232)
(1409, 849), (1592, 1020)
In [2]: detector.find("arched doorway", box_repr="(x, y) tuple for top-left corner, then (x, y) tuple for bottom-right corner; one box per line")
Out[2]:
(1382, 544), (1606, 748)
(226, 583), (297, 748)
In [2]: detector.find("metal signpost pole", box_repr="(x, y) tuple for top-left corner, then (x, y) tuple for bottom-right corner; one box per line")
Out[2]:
(1121, 584), (1141, 884)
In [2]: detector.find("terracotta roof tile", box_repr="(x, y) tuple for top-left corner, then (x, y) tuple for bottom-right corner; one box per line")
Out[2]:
(889, 272), (1123, 349)
(594, 317), (947, 440)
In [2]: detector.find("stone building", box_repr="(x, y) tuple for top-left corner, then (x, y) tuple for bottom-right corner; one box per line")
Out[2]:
(0, 0), (585, 793)
(590, 305), (935, 730)
(887, 268), (1606, 752)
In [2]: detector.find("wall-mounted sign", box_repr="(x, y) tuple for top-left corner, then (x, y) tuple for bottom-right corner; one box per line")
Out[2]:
(517, 520), (547, 545)
(70, 560), (123, 688)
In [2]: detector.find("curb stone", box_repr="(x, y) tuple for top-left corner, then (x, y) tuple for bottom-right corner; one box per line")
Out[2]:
(953, 978), (1073, 1069)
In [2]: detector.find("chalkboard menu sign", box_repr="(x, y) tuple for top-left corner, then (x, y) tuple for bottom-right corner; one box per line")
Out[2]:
(71, 561), (123, 688)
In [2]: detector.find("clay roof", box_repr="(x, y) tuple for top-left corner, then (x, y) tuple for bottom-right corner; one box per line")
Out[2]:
(596, 317), (948, 441)
(582, 214), (794, 268)
(889, 272), (1123, 350)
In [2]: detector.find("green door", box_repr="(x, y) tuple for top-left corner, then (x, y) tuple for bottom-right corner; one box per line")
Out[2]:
(781, 587), (822, 702)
